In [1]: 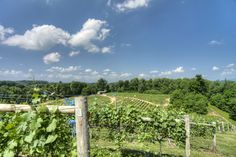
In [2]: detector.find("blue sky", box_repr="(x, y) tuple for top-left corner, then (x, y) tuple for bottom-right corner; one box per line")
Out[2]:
(0, 0), (236, 82)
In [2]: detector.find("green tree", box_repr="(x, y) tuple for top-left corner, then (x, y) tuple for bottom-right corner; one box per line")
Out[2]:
(96, 78), (108, 91)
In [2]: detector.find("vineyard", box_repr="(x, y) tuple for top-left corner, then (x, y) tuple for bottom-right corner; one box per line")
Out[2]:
(0, 92), (236, 157)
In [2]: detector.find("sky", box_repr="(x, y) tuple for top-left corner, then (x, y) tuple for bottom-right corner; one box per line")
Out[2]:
(0, 0), (236, 82)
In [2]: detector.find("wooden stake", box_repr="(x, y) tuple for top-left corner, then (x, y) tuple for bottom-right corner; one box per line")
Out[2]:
(184, 115), (190, 157)
(212, 122), (216, 153)
(75, 97), (90, 157)
(221, 122), (225, 132)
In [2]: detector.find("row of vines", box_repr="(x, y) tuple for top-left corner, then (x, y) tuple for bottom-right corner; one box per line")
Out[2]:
(0, 94), (233, 157)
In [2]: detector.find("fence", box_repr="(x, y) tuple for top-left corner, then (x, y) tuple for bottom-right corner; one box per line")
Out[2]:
(0, 96), (235, 157)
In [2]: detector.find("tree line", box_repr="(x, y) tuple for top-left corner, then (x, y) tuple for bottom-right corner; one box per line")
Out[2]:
(0, 75), (235, 120)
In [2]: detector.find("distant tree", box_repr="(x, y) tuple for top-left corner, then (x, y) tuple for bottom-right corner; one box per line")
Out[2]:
(229, 98), (236, 120)
(189, 75), (208, 95)
(96, 78), (108, 91)
(183, 93), (208, 114)
(170, 89), (185, 109)
(210, 94), (226, 109)
(129, 78), (139, 91)
(138, 79), (146, 93)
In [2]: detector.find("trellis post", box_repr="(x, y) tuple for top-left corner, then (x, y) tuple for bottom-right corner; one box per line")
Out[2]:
(75, 97), (90, 157)
(212, 122), (217, 153)
(184, 115), (190, 157)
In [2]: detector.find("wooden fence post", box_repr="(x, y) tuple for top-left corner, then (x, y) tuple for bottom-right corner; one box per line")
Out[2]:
(212, 122), (216, 153)
(185, 115), (190, 157)
(75, 97), (90, 157)
(221, 122), (225, 132)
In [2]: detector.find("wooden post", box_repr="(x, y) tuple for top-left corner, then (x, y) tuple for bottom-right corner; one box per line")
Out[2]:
(75, 97), (90, 157)
(221, 122), (225, 132)
(212, 122), (216, 153)
(184, 115), (190, 157)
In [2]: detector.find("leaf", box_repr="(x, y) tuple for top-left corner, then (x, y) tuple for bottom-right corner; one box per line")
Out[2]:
(8, 140), (17, 149)
(25, 131), (36, 143)
(46, 119), (57, 132)
(45, 134), (58, 144)
(3, 150), (14, 157)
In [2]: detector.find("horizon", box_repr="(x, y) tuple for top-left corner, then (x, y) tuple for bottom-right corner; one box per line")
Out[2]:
(0, 0), (236, 82)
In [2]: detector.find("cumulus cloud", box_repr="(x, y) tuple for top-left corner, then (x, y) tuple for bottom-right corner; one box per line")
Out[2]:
(149, 70), (158, 74)
(2, 19), (111, 53)
(46, 66), (80, 73)
(68, 18), (111, 53)
(226, 63), (234, 68)
(221, 68), (235, 76)
(3, 25), (70, 50)
(104, 69), (111, 72)
(101, 46), (112, 53)
(212, 66), (219, 71)
(159, 66), (184, 76)
(43, 52), (61, 64)
(173, 66), (184, 73)
(0, 25), (14, 40)
(208, 40), (222, 46)
(115, 0), (150, 12)
(120, 73), (132, 77)
(69, 51), (80, 57)
(85, 69), (92, 73)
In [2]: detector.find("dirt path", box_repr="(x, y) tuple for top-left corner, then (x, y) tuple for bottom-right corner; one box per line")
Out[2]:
(163, 98), (170, 107)
(101, 94), (116, 104)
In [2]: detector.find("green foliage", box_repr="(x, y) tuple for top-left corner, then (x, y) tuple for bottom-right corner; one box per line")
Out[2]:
(171, 91), (208, 115)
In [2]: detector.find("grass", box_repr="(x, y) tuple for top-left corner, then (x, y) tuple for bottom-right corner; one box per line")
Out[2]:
(208, 105), (236, 126)
(88, 95), (111, 106)
(90, 129), (236, 157)
(107, 92), (169, 105)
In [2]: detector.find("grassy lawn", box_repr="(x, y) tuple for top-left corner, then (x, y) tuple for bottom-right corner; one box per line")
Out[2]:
(107, 92), (169, 105)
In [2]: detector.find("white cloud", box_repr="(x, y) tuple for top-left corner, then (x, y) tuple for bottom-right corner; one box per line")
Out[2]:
(139, 73), (148, 78)
(0, 69), (22, 77)
(28, 69), (33, 73)
(120, 73), (132, 77)
(107, 0), (112, 6)
(212, 66), (219, 71)
(208, 40), (222, 46)
(46, 66), (80, 73)
(116, 0), (150, 12)
(221, 68), (235, 76)
(159, 66), (184, 76)
(3, 25), (70, 50)
(101, 46), (112, 53)
(68, 18), (110, 53)
(43, 52), (61, 64)
(191, 67), (196, 71)
(173, 66), (184, 73)
(0, 25), (14, 40)
(85, 69), (92, 73)
(159, 71), (172, 76)
(226, 63), (234, 68)
(69, 51), (80, 57)
(91, 71), (99, 75)
(149, 70), (158, 74)
(104, 69), (111, 72)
